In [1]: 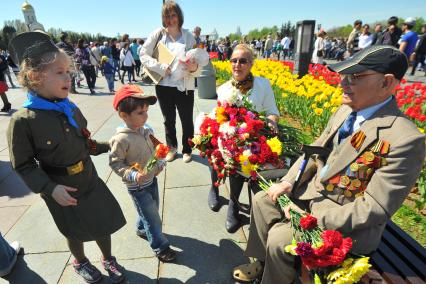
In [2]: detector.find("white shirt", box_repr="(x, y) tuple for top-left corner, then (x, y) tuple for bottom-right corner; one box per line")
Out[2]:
(217, 76), (279, 116)
(358, 34), (373, 49)
(281, 37), (290, 49)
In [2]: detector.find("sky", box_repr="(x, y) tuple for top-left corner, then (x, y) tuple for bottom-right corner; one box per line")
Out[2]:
(2, 0), (426, 38)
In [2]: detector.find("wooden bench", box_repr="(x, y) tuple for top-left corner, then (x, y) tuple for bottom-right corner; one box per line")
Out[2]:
(300, 221), (426, 283)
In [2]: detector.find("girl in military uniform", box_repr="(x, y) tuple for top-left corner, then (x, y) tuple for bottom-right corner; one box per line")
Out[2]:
(7, 32), (126, 284)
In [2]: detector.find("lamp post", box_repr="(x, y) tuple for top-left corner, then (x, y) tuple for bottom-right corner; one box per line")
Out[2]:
(294, 20), (315, 77)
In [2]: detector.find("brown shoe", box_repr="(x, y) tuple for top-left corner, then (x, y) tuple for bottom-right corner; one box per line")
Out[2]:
(233, 260), (263, 282)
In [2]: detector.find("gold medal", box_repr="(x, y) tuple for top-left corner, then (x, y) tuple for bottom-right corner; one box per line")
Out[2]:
(351, 179), (361, 189)
(350, 163), (359, 172)
(364, 151), (375, 162)
(381, 157), (388, 166)
(326, 184), (334, 192)
(344, 190), (352, 198)
(340, 175), (350, 186)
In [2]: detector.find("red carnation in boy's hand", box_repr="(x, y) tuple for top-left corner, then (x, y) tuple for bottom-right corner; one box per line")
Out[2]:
(300, 215), (318, 230)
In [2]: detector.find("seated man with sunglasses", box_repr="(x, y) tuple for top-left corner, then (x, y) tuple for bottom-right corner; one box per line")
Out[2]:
(232, 45), (425, 283)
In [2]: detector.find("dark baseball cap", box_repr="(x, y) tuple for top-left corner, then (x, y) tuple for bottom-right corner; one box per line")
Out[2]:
(327, 45), (408, 80)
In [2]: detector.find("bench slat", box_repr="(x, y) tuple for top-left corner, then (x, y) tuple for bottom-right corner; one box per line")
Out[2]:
(386, 222), (426, 262)
(371, 251), (407, 284)
(376, 241), (423, 284)
(381, 230), (426, 280)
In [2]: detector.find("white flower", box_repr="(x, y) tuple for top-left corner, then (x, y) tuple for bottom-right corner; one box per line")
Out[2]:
(194, 112), (207, 134)
(218, 87), (243, 106)
(243, 149), (252, 156)
(219, 122), (236, 137)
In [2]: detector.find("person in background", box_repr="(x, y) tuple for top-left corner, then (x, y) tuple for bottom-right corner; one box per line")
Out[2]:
(312, 30), (326, 64)
(91, 42), (102, 77)
(75, 39), (97, 95)
(100, 40), (112, 59)
(56, 32), (78, 94)
(371, 24), (383, 45)
(0, 233), (20, 277)
(101, 56), (115, 93)
(111, 38), (122, 81)
(193, 26), (202, 47)
(120, 43), (135, 84)
(263, 35), (273, 59)
(130, 39), (142, 77)
(378, 16), (402, 47)
(358, 24), (373, 50)
(0, 54), (11, 112)
(347, 19), (362, 56)
(399, 17), (419, 59)
(410, 24), (426, 76)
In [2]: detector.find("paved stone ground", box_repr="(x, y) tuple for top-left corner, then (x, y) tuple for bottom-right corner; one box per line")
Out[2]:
(0, 74), (252, 284)
(1, 65), (424, 284)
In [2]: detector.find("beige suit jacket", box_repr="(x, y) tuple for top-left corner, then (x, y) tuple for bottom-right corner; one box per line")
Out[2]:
(281, 98), (425, 253)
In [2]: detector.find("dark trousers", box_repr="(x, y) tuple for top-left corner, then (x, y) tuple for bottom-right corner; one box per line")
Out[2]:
(81, 65), (96, 90)
(135, 60), (141, 76)
(155, 85), (194, 154)
(411, 53), (425, 75)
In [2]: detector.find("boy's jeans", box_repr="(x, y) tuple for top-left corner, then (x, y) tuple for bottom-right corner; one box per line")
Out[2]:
(104, 73), (114, 91)
(0, 232), (16, 273)
(128, 178), (169, 253)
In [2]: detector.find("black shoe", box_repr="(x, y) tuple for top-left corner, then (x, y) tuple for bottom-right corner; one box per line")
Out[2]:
(1, 103), (11, 112)
(225, 212), (241, 233)
(102, 256), (125, 283)
(208, 186), (220, 211)
(156, 247), (178, 263)
(73, 259), (102, 283)
(136, 230), (147, 240)
(70, 88), (79, 94)
(120, 79), (124, 84)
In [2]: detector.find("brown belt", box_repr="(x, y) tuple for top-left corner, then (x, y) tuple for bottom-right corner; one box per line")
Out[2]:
(41, 160), (85, 176)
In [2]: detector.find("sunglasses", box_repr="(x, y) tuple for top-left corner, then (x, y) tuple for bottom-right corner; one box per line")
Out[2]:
(340, 73), (378, 84)
(230, 58), (250, 65)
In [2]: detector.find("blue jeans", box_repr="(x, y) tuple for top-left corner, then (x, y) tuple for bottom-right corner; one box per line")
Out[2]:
(128, 178), (169, 253)
(112, 59), (121, 79)
(0, 232), (16, 274)
(104, 73), (114, 91)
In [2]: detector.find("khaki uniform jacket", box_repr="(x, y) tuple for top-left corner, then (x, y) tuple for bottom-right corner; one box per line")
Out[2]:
(7, 107), (126, 241)
(281, 99), (425, 254)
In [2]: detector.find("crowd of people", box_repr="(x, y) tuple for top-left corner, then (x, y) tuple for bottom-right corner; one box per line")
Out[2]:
(311, 16), (426, 76)
(1, 3), (426, 283)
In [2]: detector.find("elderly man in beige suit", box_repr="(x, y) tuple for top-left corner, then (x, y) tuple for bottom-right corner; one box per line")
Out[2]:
(232, 45), (426, 283)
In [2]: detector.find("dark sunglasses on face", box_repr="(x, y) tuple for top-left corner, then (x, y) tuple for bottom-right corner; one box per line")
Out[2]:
(230, 58), (249, 65)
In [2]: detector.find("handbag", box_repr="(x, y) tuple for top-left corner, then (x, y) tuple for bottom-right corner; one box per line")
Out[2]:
(0, 81), (8, 93)
(316, 50), (324, 57)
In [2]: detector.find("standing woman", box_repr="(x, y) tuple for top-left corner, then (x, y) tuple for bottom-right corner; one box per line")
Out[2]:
(312, 30), (326, 64)
(120, 43), (135, 84)
(140, 1), (201, 163)
(75, 39), (97, 94)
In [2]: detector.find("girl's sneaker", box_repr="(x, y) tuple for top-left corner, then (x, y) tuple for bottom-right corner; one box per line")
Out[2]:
(101, 256), (125, 283)
(73, 259), (102, 283)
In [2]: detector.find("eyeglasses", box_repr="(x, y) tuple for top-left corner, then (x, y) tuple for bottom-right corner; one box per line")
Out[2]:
(230, 58), (250, 65)
(165, 13), (178, 19)
(340, 73), (379, 84)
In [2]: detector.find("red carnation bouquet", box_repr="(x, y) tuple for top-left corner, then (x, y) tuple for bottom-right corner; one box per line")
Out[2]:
(132, 143), (169, 174)
(191, 90), (302, 186)
(258, 175), (371, 283)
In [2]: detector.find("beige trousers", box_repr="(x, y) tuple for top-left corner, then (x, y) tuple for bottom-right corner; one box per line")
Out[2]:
(245, 191), (306, 284)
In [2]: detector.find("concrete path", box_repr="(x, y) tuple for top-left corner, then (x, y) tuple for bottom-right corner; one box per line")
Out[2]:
(0, 75), (252, 284)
